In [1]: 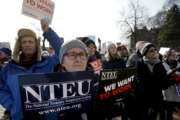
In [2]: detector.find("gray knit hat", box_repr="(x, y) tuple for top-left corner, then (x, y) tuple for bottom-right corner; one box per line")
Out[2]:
(59, 39), (88, 64)
(140, 42), (155, 56)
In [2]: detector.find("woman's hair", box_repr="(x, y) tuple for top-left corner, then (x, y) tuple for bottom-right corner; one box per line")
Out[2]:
(117, 45), (129, 57)
(164, 49), (176, 61)
(107, 44), (117, 62)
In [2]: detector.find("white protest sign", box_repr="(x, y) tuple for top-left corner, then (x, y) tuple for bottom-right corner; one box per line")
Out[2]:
(159, 47), (170, 55)
(22, 0), (55, 24)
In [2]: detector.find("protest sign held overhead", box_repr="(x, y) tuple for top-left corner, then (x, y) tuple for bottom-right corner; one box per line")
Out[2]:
(18, 71), (94, 118)
(22, 0), (55, 23)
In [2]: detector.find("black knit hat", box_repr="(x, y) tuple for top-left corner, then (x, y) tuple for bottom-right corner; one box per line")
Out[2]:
(81, 37), (96, 47)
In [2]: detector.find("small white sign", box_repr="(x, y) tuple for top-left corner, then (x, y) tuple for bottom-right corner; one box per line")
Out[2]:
(22, 0), (55, 24)
(159, 47), (170, 55)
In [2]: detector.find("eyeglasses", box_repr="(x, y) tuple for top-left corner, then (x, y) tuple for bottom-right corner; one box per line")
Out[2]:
(64, 52), (87, 60)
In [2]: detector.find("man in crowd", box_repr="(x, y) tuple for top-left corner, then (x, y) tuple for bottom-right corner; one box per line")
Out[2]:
(0, 19), (64, 120)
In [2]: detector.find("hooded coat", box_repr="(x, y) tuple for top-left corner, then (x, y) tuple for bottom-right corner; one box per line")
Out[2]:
(0, 28), (63, 120)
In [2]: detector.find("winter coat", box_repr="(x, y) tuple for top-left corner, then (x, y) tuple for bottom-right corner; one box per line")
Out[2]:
(53, 64), (99, 120)
(103, 58), (126, 70)
(126, 51), (142, 68)
(135, 61), (169, 105)
(0, 28), (63, 120)
(163, 61), (180, 102)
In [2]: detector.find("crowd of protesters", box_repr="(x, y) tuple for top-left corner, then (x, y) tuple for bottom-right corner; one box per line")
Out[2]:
(0, 18), (180, 120)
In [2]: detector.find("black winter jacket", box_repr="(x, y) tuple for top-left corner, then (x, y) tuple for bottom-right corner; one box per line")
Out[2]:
(135, 61), (170, 105)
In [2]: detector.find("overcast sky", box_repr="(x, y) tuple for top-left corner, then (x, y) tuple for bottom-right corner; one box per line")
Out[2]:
(0, 0), (166, 49)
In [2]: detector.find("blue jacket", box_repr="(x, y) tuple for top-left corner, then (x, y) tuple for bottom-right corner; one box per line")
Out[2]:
(0, 28), (63, 120)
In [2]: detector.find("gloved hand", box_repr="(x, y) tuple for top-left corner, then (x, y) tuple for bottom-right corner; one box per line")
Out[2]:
(40, 17), (50, 33)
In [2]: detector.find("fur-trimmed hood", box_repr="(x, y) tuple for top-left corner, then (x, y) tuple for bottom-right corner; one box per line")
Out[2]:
(12, 28), (41, 63)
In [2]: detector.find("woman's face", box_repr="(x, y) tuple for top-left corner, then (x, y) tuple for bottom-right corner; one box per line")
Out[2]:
(145, 47), (158, 60)
(88, 43), (96, 56)
(117, 46), (128, 57)
(168, 50), (177, 61)
(62, 48), (88, 72)
(109, 44), (117, 56)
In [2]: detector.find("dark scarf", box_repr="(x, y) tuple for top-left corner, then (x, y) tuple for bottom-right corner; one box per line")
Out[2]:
(19, 53), (37, 68)
(167, 60), (178, 69)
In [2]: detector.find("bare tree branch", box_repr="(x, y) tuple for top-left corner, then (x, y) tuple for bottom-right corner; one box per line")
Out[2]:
(117, 0), (149, 48)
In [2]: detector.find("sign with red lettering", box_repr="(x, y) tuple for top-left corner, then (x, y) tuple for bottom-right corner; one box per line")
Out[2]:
(22, 0), (55, 23)
(98, 68), (136, 103)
